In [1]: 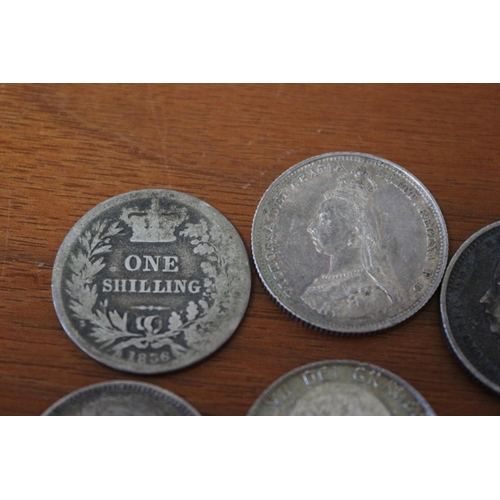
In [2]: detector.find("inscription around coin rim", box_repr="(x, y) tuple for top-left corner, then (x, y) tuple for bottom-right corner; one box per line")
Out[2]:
(247, 359), (435, 416)
(252, 152), (448, 334)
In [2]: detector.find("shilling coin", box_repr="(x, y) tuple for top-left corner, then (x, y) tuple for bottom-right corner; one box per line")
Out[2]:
(42, 381), (200, 415)
(52, 189), (251, 374)
(252, 152), (448, 334)
(247, 360), (435, 416)
(441, 221), (500, 394)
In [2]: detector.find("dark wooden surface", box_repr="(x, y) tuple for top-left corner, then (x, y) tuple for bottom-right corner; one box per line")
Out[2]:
(1, 84), (500, 416)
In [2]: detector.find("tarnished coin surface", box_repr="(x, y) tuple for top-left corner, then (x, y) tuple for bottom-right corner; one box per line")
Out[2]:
(43, 381), (200, 415)
(248, 360), (435, 416)
(441, 221), (500, 394)
(52, 189), (251, 374)
(252, 152), (448, 334)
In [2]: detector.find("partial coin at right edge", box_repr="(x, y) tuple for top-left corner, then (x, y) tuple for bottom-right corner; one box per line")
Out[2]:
(441, 221), (500, 395)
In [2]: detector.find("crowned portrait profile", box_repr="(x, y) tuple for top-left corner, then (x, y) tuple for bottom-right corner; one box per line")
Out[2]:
(301, 168), (403, 319)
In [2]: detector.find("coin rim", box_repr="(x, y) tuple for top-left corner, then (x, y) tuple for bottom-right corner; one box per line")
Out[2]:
(247, 359), (435, 416)
(440, 220), (500, 395)
(42, 380), (201, 415)
(52, 188), (251, 374)
(251, 152), (448, 334)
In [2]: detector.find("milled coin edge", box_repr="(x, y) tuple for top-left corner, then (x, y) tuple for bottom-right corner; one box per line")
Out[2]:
(251, 152), (449, 335)
(440, 220), (500, 395)
(246, 359), (435, 416)
(42, 380), (201, 415)
(51, 188), (251, 374)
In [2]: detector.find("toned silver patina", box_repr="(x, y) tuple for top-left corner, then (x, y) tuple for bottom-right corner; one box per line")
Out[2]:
(52, 189), (251, 374)
(252, 152), (448, 334)
(42, 381), (200, 415)
(248, 360), (435, 416)
(441, 221), (500, 394)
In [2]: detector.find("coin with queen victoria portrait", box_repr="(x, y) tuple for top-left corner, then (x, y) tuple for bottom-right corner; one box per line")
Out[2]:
(52, 189), (251, 374)
(252, 152), (448, 334)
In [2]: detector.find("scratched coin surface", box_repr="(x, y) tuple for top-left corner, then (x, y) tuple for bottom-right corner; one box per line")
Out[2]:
(42, 381), (200, 416)
(441, 221), (500, 394)
(52, 189), (251, 374)
(252, 152), (448, 334)
(247, 360), (435, 416)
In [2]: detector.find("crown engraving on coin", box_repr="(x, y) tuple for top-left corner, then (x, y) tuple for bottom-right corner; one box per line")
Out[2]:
(120, 198), (188, 242)
(324, 166), (377, 202)
(52, 189), (251, 374)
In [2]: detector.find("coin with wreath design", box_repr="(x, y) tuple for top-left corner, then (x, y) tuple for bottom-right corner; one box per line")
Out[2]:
(52, 189), (251, 374)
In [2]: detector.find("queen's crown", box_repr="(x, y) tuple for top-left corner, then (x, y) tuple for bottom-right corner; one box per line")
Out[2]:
(120, 199), (188, 243)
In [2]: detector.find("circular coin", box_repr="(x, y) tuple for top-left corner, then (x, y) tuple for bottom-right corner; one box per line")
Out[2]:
(52, 189), (251, 374)
(247, 360), (435, 415)
(252, 152), (448, 334)
(42, 381), (200, 415)
(441, 221), (500, 394)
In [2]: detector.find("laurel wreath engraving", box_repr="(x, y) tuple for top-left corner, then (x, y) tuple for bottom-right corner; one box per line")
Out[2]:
(65, 215), (231, 360)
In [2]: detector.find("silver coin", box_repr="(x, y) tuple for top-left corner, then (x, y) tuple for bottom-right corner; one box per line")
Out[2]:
(42, 381), (200, 415)
(252, 152), (448, 334)
(247, 360), (435, 416)
(52, 189), (251, 374)
(441, 221), (500, 394)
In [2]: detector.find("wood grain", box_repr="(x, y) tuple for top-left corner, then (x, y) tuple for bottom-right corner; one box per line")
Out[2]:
(1, 83), (500, 416)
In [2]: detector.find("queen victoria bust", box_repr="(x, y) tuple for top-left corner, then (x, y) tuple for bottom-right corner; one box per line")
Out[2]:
(301, 168), (403, 320)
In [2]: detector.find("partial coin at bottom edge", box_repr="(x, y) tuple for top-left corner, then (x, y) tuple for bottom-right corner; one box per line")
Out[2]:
(247, 360), (435, 416)
(42, 381), (200, 416)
